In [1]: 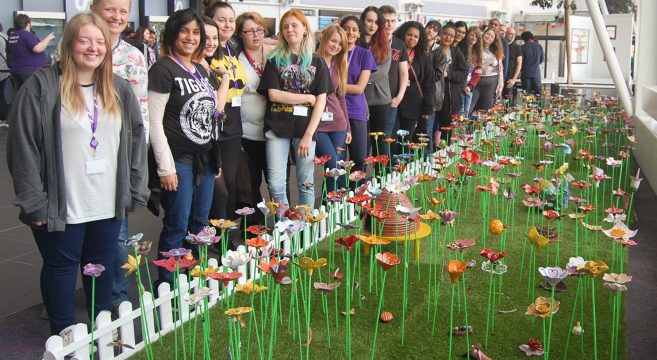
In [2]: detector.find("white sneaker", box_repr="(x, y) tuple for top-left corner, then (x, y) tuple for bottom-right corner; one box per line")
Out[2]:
(0, 120), (8, 128)
(59, 324), (76, 346)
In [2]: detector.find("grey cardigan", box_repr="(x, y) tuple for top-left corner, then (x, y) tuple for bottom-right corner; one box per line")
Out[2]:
(6, 64), (150, 232)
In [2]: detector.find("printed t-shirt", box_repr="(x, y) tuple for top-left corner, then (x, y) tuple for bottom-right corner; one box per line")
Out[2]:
(209, 45), (246, 140)
(317, 63), (349, 133)
(387, 36), (409, 98)
(148, 56), (220, 161)
(257, 54), (332, 139)
(7, 29), (49, 73)
(345, 45), (377, 121)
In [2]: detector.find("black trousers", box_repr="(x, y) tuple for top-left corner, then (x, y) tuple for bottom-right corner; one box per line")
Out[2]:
(210, 137), (242, 220)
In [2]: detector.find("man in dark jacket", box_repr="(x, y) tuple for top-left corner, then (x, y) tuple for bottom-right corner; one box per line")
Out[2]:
(520, 31), (544, 95)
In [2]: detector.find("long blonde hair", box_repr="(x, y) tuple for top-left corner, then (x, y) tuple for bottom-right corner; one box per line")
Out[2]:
(59, 13), (120, 117)
(318, 25), (347, 97)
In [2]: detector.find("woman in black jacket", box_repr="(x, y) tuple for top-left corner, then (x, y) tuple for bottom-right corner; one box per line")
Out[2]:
(394, 21), (435, 150)
(435, 23), (468, 143)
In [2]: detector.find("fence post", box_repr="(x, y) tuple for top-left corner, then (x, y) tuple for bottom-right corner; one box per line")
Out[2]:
(117, 301), (137, 356)
(142, 291), (157, 345)
(43, 335), (64, 360)
(178, 274), (191, 321)
(95, 310), (114, 359)
(71, 323), (90, 359)
(157, 282), (174, 333)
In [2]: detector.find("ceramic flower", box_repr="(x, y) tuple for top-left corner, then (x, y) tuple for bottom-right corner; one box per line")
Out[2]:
(385, 181), (410, 194)
(396, 129), (410, 138)
(503, 188), (516, 200)
(256, 199), (270, 216)
(488, 219), (506, 235)
(246, 225), (270, 236)
(209, 270), (242, 286)
(629, 172), (643, 191)
(526, 297), (560, 318)
(542, 210), (561, 222)
(519, 338), (544, 356)
(160, 248), (191, 258)
(527, 226), (550, 253)
(336, 159), (355, 170)
(438, 210), (459, 226)
(602, 273), (632, 292)
(602, 222), (637, 241)
(235, 207), (255, 217)
(356, 234), (390, 246)
(346, 193), (372, 205)
(137, 241), (152, 255)
(187, 226), (220, 245)
(124, 233), (144, 247)
(481, 260), (508, 274)
(153, 257), (198, 272)
(313, 154), (331, 165)
(395, 204), (421, 217)
(190, 265), (217, 280)
(460, 150), (480, 164)
(183, 287), (213, 306)
(448, 260), (468, 284)
(83, 263), (106, 277)
(577, 260), (609, 277)
(605, 157), (622, 167)
(236, 281), (267, 295)
(246, 237), (269, 249)
(224, 307), (253, 322)
(325, 168), (347, 179)
(566, 256), (586, 274)
(305, 209), (327, 224)
(349, 170), (367, 182)
(222, 247), (251, 268)
(375, 252), (400, 271)
(604, 282), (628, 292)
(209, 219), (239, 231)
(335, 235), (360, 251)
(480, 248), (506, 263)
(446, 239), (476, 251)
(121, 255), (141, 277)
(523, 197), (547, 208)
(293, 257), (328, 276)
(419, 210), (441, 221)
(538, 267), (568, 288)
(313, 282), (341, 293)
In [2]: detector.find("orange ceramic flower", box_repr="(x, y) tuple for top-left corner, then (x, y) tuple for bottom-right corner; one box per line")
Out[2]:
(526, 297), (560, 318)
(356, 234), (391, 246)
(375, 252), (400, 271)
(448, 260), (468, 284)
(488, 219), (506, 236)
(209, 271), (243, 286)
(209, 218), (239, 230)
(246, 237), (269, 249)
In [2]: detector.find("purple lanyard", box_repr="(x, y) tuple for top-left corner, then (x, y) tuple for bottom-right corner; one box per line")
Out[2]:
(224, 46), (237, 78)
(85, 84), (99, 150)
(325, 61), (333, 108)
(347, 50), (355, 67)
(172, 54), (219, 119)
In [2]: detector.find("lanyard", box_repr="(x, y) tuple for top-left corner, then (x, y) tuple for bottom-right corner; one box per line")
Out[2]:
(347, 49), (355, 67)
(244, 47), (263, 77)
(172, 54), (219, 119)
(325, 60), (334, 108)
(85, 84), (99, 150)
(224, 45), (237, 78)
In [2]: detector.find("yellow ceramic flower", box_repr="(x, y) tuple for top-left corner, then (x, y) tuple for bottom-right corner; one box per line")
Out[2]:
(121, 254), (141, 277)
(419, 210), (441, 221)
(555, 163), (569, 177)
(527, 226), (550, 253)
(447, 260), (468, 284)
(235, 281), (268, 295)
(526, 297), (560, 318)
(427, 197), (446, 206)
(488, 219), (505, 236)
(577, 260), (609, 277)
(190, 265), (217, 280)
(305, 211), (327, 223)
(209, 219), (239, 230)
(417, 174), (435, 183)
(356, 234), (391, 246)
(293, 257), (328, 276)
(369, 131), (386, 140)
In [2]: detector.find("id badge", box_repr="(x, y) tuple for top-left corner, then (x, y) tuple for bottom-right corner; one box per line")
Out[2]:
(293, 105), (309, 116)
(321, 111), (334, 122)
(407, 80), (411, 87)
(232, 96), (242, 107)
(86, 158), (107, 175)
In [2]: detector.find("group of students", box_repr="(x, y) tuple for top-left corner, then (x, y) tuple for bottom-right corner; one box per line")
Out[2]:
(5, 0), (543, 337)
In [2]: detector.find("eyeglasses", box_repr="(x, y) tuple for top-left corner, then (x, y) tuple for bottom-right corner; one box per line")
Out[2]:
(242, 28), (265, 36)
(456, 30), (466, 35)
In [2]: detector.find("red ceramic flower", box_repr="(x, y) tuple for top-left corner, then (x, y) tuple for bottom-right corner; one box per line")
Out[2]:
(313, 154), (331, 165)
(522, 184), (541, 194)
(153, 256), (198, 272)
(246, 237), (269, 249)
(209, 271), (243, 286)
(246, 225), (270, 236)
(480, 248), (506, 263)
(346, 193), (372, 205)
(375, 252), (400, 271)
(336, 235), (360, 251)
(460, 150), (480, 164)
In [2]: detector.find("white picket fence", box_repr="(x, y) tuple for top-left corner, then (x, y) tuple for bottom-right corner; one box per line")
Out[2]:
(41, 145), (467, 360)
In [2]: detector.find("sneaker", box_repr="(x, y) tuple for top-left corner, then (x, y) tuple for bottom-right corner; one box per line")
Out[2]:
(0, 120), (8, 128)
(59, 325), (76, 346)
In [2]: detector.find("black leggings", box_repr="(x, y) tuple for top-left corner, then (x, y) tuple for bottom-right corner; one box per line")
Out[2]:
(368, 103), (390, 158)
(210, 137), (241, 220)
(470, 75), (498, 113)
(242, 138), (268, 207)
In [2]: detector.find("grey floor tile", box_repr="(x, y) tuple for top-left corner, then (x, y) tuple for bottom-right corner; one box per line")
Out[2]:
(10, 251), (42, 267)
(0, 237), (37, 260)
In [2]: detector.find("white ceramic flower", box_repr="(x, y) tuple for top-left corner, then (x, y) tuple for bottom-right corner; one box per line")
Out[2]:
(183, 287), (213, 306)
(605, 157), (622, 167)
(602, 273), (632, 284)
(257, 199), (270, 216)
(385, 181), (410, 194)
(538, 267), (568, 288)
(603, 213), (627, 224)
(222, 247), (251, 268)
(602, 222), (637, 240)
(603, 282), (627, 292)
(567, 256), (586, 271)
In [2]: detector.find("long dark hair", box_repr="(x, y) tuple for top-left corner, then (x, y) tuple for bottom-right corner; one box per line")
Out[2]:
(360, 6), (389, 64)
(202, 16), (223, 60)
(394, 21), (428, 58)
(161, 8), (206, 62)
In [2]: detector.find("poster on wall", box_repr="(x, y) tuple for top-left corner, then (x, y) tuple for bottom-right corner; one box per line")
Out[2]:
(571, 28), (589, 64)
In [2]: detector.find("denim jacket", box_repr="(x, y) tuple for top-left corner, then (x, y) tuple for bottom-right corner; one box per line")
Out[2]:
(6, 64), (150, 232)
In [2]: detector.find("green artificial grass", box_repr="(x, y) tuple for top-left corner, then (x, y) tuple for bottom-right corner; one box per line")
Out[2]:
(132, 99), (630, 360)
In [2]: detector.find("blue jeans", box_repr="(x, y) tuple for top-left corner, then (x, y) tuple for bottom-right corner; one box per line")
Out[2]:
(32, 218), (121, 334)
(460, 91), (473, 117)
(315, 130), (347, 191)
(385, 106), (398, 138)
(522, 77), (542, 95)
(157, 161), (215, 284)
(112, 218), (130, 308)
(266, 130), (315, 207)
(424, 112), (436, 156)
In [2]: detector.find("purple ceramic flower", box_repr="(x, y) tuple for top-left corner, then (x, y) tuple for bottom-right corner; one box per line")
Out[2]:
(161, 248), (192, 258)
(83, 263), (106, 277)
(235, 207), (256, 216)
(539, 267), (568, 288)
(438, 210), (459, 226)
(187, 226), (220, 245)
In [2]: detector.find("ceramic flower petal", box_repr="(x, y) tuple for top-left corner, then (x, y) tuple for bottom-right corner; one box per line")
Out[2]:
(448, 260), (468, 283)
(121, 254), (141, 277)
(538, 267), (568, 288)
(527, 226), (550, 252)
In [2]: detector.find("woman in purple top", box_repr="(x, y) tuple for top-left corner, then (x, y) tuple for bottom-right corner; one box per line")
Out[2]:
(7, 14), (55, 90)
(316, 25), (350, 191)
(340, 16), (376, 173)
